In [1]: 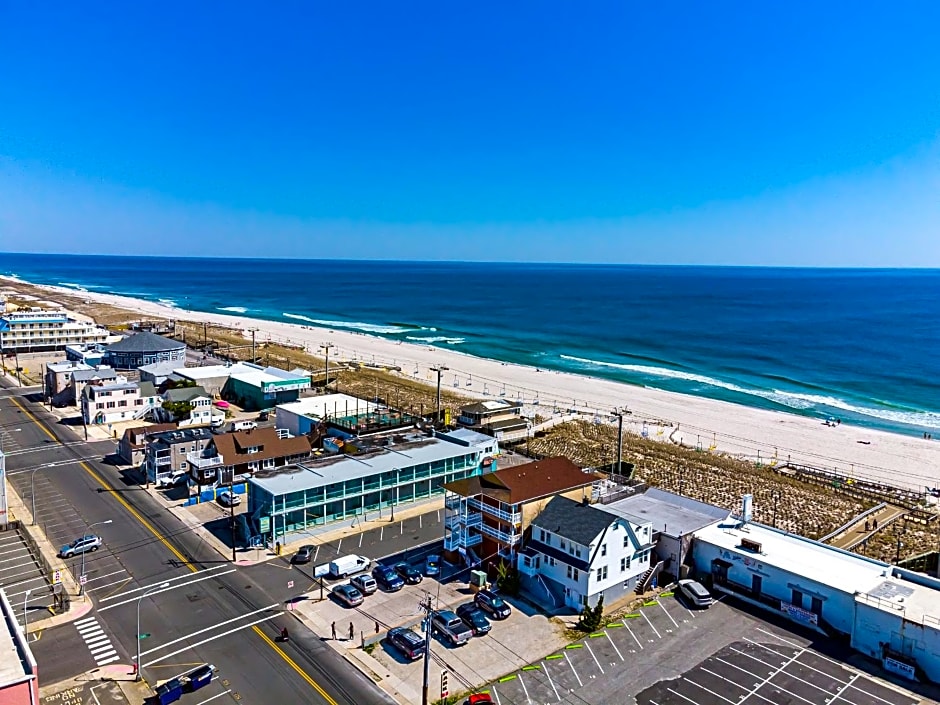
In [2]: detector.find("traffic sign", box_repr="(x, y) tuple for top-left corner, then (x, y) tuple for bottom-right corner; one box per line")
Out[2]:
(79, 574), (87, 585)
(287, 580), (294, 590)
(52, 569), (62, 585)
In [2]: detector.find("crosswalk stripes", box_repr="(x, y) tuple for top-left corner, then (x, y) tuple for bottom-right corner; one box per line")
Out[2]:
(74, 616), (119, 666)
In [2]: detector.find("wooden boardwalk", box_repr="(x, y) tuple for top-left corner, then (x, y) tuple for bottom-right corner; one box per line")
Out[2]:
(828, 504), (908, 551)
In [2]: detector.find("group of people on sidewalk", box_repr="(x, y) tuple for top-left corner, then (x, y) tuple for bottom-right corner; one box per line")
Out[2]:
(330, 620), (380, 641)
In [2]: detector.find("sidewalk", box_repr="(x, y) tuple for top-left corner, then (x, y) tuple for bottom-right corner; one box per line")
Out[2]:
(39, 663), (153, 705)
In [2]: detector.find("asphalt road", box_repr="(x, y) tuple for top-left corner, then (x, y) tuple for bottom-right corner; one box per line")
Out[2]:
(0, 383), (395, 705)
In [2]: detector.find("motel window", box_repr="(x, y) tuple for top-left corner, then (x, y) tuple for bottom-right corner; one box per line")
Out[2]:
(623, 535), (630, 548)
(539, 529), (546, 542)
(560, 539), (566, 550)
(621, 556), (630, 572)
(597, 566), (608, 581)
(106, 401), (116, 409)
(548, 556), (555, 567)
(119, 400), (127, 407)
(601, 544), (607, 557)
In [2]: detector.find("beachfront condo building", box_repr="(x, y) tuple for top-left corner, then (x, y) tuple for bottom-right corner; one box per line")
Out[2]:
(0, 308), (109, 353)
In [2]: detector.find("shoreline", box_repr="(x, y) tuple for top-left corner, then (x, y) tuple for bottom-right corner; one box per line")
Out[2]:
(5, 275), (940, 492)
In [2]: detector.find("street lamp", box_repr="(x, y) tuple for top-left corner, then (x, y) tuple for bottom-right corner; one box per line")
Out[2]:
(80, 520), (113, 595)
(23, 589), (31, 640)
(431, 366), (449, 425)
(320, 343), (335, 390)
(772, 491), (780, 529)
(136, 582), (169, 681)
(30, 463), (56, 526)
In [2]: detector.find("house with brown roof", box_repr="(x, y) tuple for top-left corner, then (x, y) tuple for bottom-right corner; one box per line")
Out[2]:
(187, 427), (312, 485)
(117, 423), (177, 466)
(442, 456), (599, 572)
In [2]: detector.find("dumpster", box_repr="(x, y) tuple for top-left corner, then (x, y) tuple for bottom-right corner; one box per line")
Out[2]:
(185, 664), (215, 692)
(155, 678), (183, 705)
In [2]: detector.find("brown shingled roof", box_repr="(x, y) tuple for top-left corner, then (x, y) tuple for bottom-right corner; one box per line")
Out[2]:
(444, 456), (596, 504)
(121, 423), (177, 448)
(210, 427), (312, 465)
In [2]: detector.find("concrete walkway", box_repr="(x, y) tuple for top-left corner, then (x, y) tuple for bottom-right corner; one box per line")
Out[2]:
(828, 504), (907, 551)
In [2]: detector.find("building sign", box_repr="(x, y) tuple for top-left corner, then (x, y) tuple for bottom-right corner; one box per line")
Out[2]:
(261, 379), (309, 393)
(883, 656), (916, 681)
(779, 602), (818, 626)
(0, 450), (7, 528)
(259, 517), (270, 533)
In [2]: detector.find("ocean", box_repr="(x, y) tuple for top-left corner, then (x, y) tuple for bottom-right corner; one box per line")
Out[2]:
(2, 253), (939, 436)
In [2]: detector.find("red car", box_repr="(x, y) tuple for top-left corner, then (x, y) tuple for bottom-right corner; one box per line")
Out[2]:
(466, 695), (494, 705)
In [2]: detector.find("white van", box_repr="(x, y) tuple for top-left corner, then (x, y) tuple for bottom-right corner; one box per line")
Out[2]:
(230, 420), (258, 432)
(328, 554), (370, 579)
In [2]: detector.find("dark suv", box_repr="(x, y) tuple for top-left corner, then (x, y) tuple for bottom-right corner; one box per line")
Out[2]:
(474, 590), (511, 619)
(372, 565), (405, 592)
(387, 627), (425, 660)
(394, 562), (423, 585)
(456, 603), (491, 635)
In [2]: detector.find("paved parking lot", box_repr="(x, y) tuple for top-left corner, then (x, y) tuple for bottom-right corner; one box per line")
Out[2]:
(471, 592), (922, 705)
(0, 527), (51, 624)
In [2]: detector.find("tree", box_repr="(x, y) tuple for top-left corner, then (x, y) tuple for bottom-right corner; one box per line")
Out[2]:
(579, 596), (604, 632)
(495, 560), (521, 597)
(161, 400), (194, 419)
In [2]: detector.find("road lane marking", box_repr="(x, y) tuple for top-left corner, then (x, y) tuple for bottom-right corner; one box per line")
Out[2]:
(139, 605), (279, 657)
(99, 570), (237, 611)
(142, 616), (277, 666)
(100, 565), (232, 602)
(74, 616), (98, 626)
(194, 691), (232, 705)
(253, 625), (339, 705)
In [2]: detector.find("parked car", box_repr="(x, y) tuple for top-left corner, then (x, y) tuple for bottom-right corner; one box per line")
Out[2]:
(350, 574), (377, 595)
(217, 491), (241, 507)
(387, 627), (426, 661)
(431, 610), (474, 647)
(678, 579), (714, 609)
(372, 565), (405, 592)
(258, 411), (270, 422)
(394, 562), (423, 585)
(425, 554), (441, 577)
(332, 584), (364, 608)
(456, 603), (491, 635)
(156, 471), (189, 489)
(474, 590), (511, 619)
(465, 695), (494, 705)
(60, 534), (102, 558)
(230, 420), (257, 432)
(292, 545), (316, 564)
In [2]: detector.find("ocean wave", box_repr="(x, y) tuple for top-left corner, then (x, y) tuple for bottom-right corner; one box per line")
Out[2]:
(218, 306), (248, 314)
(282, 312), (410, 335)
(405, 336), (465, 345)
(157, 298), (179, 308)
(559, 354), (940, 428)
(57, 282), (88, 292)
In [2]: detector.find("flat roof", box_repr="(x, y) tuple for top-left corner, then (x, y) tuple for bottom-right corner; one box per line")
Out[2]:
(230, 364), (309, 388)
(0, 589), (34, 687)
(249, 434), (485, 496)
(857, 574), (940, 626)
(605, 488), (728, 537)
(437, 428), (495, 447)
(176, 362), (258, 380)
(694, 520), (890, 596)
(277, 394), (376, 420)
(48, 360), (93, 373)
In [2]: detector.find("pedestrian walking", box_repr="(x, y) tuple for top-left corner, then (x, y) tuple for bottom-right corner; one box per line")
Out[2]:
(865, 520), (870, 531)
(872, 518), (878, 530)
(375, 620), (380, 635)
(331, 621), (337, 640)
(348, 622), (354, 640)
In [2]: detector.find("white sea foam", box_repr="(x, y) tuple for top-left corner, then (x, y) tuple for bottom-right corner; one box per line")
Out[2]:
(57, 282), (88, 292)
(282, 312), (410, 335)
(559, 354), (940, 428)
(157, 298), (179, 308)
(405, 336), (465, 345)
(218, 306), (248, 313)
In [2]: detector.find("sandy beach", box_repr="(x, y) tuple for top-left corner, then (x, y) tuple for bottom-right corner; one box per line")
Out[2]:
(9, 278), (940, 493)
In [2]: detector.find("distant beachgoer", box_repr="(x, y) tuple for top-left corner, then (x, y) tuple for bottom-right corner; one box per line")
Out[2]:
(872, 518), (878, 530)
(865, 520), (870, 531)
(348, 622), (355, 640)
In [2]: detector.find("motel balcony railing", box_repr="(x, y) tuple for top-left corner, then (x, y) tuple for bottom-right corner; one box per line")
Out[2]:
(479, 523), (522, 545)
(444, 512), (483, 530)
(444, 531), (483, 551)
(187, 452), (225, 470)
(467, 498), (522, 525)
(153, 454), (171, 466)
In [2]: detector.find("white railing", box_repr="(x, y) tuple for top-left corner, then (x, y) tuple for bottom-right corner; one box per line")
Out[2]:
(187, 452), (224, 470)
(467, 498), (522, 524)
(444, 531), (483, 551)
(480, 523), (522, 545)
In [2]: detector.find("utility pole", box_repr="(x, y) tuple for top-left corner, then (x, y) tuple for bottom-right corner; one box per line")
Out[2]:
(431, 365), (448, 426)
(320, 343), (335, 391)
(420, 592), (433, 705)
(611, 408), (625, 476)
(249, 328), (258, 363)
(14, 348), (21, 387)
(230, 471), (237, 562)
(203, 321), (208, 350)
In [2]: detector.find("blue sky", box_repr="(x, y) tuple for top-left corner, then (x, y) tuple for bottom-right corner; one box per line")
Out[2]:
(1, 2), (939, 265)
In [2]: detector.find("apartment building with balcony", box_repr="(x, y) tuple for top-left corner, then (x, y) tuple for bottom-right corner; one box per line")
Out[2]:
(81, 380), (160, 425)
(456, 400), (528, 437)
(144, 427), (214, 486)
(187, 427), (312, 486)
(0, 308), (109, 353)
(442, 456), (600, 572)
(117, 423), (177, 466)
(521, 495), (654, 611)
(246, 431), (490, 543)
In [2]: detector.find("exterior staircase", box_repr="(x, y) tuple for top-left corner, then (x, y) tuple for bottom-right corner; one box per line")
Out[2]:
(637, 559), (666, 594)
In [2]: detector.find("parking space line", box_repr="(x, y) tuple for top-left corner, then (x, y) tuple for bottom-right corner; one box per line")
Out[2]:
(847, 681), (904, 705)
(564, 651), (583, 687)
(756, 627), (800, 648)
(640, 609), (661, 638)
(730, 646), (780, 671)
(542, 661), (561, 701)
(517, 673), (530, 702)
(0, 546), (30, 558)
(743, 637), (792, 659)
(585, 642), (604, 674)
(740, 648), (804, 703)
(194, 691), (232, 705)
(666, 687), (698, 704)
(658, 600), (680, 629)
(700, 666), (750, 693)
(684, 676), (736, 703)
(623, 619), (643, 650)
(828, 674), (859, 704)
(716, 656), (772, 681)
(604, 631), (624, 661)
(490, 686), (501, 705)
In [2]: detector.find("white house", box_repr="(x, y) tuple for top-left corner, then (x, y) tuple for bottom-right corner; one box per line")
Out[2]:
(81, 381), (161, 425)
(519, 495), (653, 610)
(154, 385), (223, 428)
